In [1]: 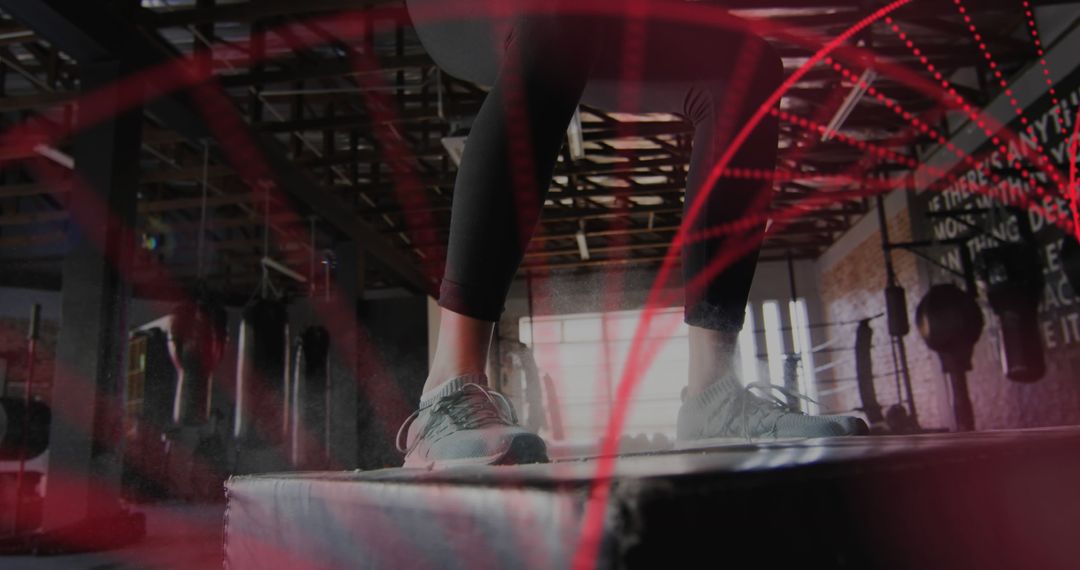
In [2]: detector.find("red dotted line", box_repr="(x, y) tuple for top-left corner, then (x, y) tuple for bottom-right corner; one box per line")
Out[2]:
(718, 165), (889, 185)
(682, 181), (900, 246)
(773, 107), (918, 169)
(883, 15), (1056, 212)
(775, 105), (941, 182)
(1023, 0), (1080, 240)
(828, 34), (1061, 221)
(822, 56), (1016, 207)
(950, 0), (1069, 214)
(773, 103), (1038, 218)
(1020, 0), (1066, 134)
(824, 56), (959, 160)
(884, 16), (1005, 144)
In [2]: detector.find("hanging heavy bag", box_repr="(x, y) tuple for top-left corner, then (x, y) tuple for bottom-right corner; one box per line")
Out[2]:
(854, 319), (884, 425)
(235, 298), (288, 444)
(169, 291), (228, 425)
(1061, 235), (1080, 306)
(141, 329), (176, 431)
(916, 283), (984, 375)
(0, 398), (50, 461)
(916, 283), (983, 431)
(977, 243), (1045, 382)
(885, 285), (910, 337)
(124, 329), (174, 500)
(290, 326), (330, 468)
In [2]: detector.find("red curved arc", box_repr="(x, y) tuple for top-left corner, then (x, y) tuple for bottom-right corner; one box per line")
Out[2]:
(571, 2), (915, 569)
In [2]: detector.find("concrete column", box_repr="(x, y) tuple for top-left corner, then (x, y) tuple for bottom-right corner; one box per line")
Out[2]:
(44, 59), (142, 530)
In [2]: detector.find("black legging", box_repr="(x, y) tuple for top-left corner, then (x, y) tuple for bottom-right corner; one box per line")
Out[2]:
(410, 5), (782, 333)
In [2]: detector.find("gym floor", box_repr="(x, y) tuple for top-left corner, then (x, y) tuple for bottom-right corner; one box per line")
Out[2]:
(3, 504), (224, 570)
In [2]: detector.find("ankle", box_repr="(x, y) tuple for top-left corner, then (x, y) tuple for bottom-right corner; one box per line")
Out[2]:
(418, 373), (485, 406)
(424, 307), (495, 397)
(687, 326), (739, 399)
(685, 375), (738, 403)
(685, 380), (714, 400)
(422, 366), (486, 396)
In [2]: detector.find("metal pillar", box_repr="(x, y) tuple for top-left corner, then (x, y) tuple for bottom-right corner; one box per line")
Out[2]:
(43, 59), (142, 530)
(875, 193), (920, 428)
(326, 240), (361, 469)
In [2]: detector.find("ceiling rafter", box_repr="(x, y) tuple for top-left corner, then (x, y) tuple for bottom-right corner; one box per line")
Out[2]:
(0, 0), (1062, 288)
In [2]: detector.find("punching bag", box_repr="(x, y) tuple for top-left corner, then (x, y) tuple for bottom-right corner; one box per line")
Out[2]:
(124, 329), (175, 500)
(977, 244), (1045, 382)
(916, 284), (984, 373)
(916, 283), (983, 431)
(0, 398), (50, 461)
(169, 292), (227, 425)
(290, 326), (331, 468)
(141, 329), (176, 430)
(854, 319), (884, 425)
(235, 298), (288, 444)
(1062, 236), (1080, 296)
(516, 344), (547, 434)
(885, 285), (910, 337)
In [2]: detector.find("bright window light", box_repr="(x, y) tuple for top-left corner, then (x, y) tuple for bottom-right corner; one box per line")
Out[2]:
(736, 304), (759, 386)
(761, 301), (786, 386)
(789, 299), (819, 414)
(519, 308), (687, 442)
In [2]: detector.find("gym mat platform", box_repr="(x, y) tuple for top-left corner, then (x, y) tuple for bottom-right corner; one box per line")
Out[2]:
(224, 427), (1080, 569)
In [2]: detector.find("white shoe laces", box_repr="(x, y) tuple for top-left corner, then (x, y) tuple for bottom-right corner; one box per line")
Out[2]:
(395, 383), (517, 454)
(737, 382), (820, 441)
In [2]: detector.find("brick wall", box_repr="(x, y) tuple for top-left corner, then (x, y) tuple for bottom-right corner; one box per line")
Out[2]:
(818, 207), (1080, 431)
(818, 208), (947, 429)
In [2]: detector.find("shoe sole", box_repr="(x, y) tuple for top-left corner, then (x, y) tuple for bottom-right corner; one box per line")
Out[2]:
(493, 434), (549, 466)
(850, 418), (871, 436)
(404, 434), (550, 470)
(673, 418), (873, 449)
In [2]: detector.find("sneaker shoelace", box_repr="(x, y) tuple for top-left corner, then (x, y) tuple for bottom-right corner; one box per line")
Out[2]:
(395, 383), (517, 454)
(736, 382), (819, 441)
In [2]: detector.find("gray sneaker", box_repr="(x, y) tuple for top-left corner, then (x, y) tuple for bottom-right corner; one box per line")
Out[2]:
(677, 378), (868, 441)
(396, 374), (549, 469)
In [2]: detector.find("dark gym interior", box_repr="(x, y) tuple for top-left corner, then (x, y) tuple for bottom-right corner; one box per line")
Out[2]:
(3, 1), (1080, 568)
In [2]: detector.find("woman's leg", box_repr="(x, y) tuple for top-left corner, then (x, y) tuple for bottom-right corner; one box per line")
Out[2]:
(575, 22), (781, 395)
(677, 37), (782, 397)
(401, 13), (606, 467)
(670, 45), (868, 437)
(425, 15), (600, 391)
(425, 310), (496, 394)
(411, 9), (863, 454)
(579, 17), (865, 437)
(420, 7), (775, 396)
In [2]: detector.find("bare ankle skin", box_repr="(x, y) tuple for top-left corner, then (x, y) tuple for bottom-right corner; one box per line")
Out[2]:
(687, 326), (738, 399)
